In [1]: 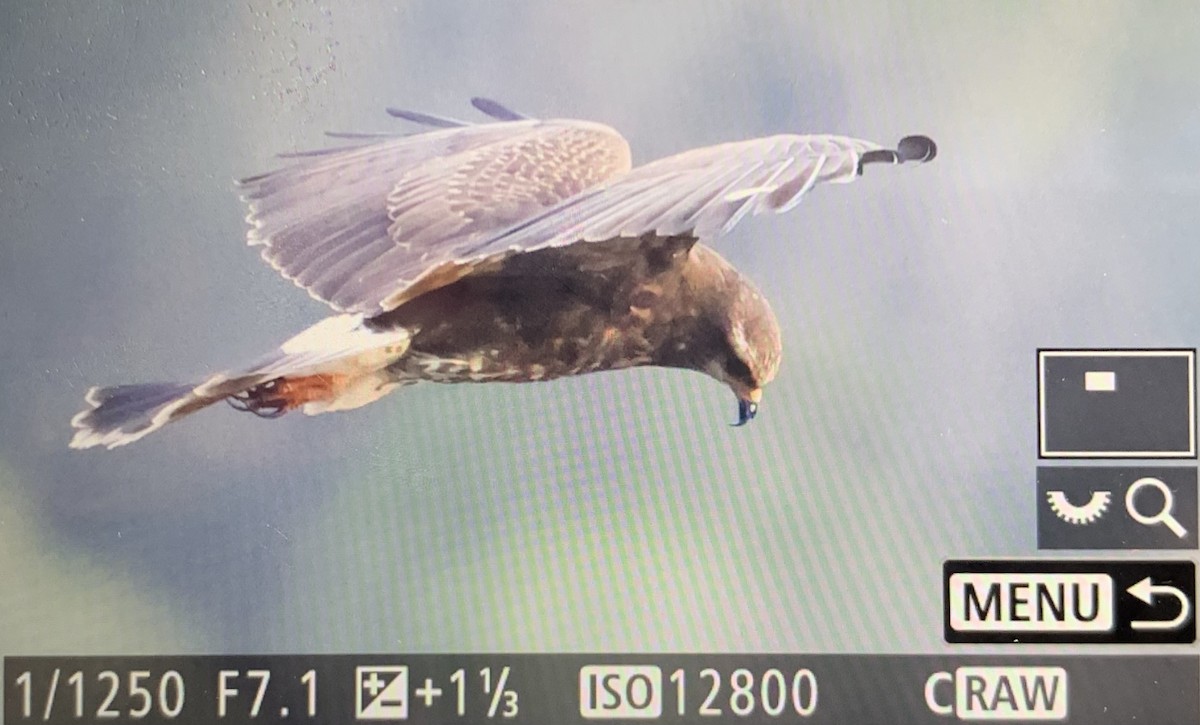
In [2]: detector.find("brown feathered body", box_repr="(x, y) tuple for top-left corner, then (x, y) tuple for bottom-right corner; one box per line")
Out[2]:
(374, 235), (781, 398)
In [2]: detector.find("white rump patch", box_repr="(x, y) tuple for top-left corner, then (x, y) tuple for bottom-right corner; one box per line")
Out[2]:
(281, 314), (367, 355)
(270, 315), (413, 377)
(276, 315), (413, 411)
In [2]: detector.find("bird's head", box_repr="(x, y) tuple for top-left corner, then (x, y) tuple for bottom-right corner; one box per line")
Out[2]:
(703, 275), (782, 426)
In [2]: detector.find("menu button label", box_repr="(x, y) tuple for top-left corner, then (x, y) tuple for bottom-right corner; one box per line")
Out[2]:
(949, 573), (1114, 633)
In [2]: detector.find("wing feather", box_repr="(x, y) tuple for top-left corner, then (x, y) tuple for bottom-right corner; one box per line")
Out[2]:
(239, 112), (632, 313)
(485, 135), (879, 249)
(290, 217), (387, 276)
(243, 111), (932, 316)
(648, 162), (768, 236)
(471, 97), (531, 121)
(371, 133), (931, 310)
(384, 106), (472, 127)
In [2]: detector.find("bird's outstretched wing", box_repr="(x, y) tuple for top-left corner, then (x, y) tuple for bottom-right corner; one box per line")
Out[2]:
(239, 98), (632, 314)
(377, 133), (935, 310)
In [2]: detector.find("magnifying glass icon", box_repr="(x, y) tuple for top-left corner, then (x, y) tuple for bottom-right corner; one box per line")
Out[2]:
(1125, 477), (1188, 538)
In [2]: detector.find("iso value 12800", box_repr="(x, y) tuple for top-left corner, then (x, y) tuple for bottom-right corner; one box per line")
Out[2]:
(579, 665), (818, 719)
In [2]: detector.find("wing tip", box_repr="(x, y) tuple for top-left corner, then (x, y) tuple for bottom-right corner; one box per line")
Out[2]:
(858, 134), (938, 174)
(898, 135), (937, 163)
(470, 97), (531, 121)
(385, 106), (472, 128)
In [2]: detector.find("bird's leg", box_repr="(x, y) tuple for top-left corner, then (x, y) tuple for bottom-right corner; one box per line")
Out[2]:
(226, 374), (343, 418)
(226, 379), (290, 418)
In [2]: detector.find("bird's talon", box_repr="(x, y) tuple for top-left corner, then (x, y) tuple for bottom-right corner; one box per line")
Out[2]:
(226, 379), (290, 418)
(252, 405), (287, 419)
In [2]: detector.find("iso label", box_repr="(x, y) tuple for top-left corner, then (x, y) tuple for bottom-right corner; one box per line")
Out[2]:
(580, 665), (818, 719)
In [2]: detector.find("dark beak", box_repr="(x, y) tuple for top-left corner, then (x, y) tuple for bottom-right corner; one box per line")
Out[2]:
(732, 398), (758, 427)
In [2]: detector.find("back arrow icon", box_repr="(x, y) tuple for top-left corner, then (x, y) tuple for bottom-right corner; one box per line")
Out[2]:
(1127, 577), (1192, 630)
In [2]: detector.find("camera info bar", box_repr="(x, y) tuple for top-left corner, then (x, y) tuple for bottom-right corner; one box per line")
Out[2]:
(4, 655), (1196, 724)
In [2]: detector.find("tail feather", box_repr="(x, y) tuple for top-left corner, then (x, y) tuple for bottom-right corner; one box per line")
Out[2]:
(69, 382), (214, 450)
(69, 315), (414, 450)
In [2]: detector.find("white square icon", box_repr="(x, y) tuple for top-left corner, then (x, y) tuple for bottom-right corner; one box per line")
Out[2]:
(1083, 370), (1117, 392)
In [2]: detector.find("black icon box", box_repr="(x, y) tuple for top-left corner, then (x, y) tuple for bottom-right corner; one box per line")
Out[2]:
(1038, 349), (1196, 458)
(944, 559), (1195, 644)
(1037, 466), (1197, 550)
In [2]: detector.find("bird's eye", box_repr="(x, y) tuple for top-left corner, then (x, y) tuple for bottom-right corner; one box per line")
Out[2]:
(723, 355), (753, 384)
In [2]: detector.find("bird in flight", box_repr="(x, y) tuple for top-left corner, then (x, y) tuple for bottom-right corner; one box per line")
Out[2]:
(70, 98), (935, 449)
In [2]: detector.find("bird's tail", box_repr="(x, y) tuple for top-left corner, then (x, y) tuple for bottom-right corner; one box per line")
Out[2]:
(69, 382), (213, 449)
(69, 314), (413, 450)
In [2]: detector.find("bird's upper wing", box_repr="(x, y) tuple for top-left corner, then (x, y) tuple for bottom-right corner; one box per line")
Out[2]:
(239, 100), (632, 314)
(376, 133), (933, 309)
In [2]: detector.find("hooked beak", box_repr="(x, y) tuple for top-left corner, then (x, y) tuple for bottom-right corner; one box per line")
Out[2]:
(732, 388), (762, 427)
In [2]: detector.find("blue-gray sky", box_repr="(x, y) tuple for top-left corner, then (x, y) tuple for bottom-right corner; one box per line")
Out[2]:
(2, 1), (1198, 654)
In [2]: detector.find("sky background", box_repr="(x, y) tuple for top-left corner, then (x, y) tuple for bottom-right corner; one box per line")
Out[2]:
(2, 1), (1199, 655)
